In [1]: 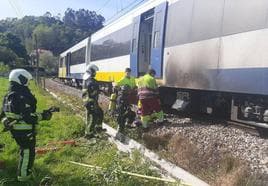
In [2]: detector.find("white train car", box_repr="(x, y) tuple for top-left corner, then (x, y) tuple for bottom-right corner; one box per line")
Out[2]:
(59, 0), (268, 129)
(58, 37), (90, 81)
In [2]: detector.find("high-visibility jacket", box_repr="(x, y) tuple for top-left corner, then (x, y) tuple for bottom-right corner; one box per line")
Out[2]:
(115, 76), (136, 89)
(114, 76), (138, 105)
(137, 74), (158, 99)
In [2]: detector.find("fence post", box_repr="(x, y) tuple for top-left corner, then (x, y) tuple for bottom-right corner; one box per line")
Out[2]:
(43, 77), (46, 89)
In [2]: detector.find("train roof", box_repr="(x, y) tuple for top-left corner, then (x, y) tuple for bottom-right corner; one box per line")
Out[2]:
(59, 0), (178, 56)
(91, 0), (177, 42)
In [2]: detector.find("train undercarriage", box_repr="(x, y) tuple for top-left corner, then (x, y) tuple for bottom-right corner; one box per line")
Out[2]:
(59, 77), (268, 131)
(159, 87), (268, 130)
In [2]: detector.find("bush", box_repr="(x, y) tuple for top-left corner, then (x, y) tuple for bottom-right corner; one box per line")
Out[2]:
(0, 62), (9, 76)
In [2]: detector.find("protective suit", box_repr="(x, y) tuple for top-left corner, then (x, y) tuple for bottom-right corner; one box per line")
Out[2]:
(0, 69), (52, 182)
(137, 69), (164, 128)
(82, 65), (105, 138)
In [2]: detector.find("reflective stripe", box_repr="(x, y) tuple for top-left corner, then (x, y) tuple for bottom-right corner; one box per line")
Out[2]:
(30, 113), (43, 121)
(85, 112), (93, 135)
(17, 174), (32, 182)
(5, 112), (22, 119)
(21, 149), (30, 177)
(31, 113), (42, 121)
(36, 113), (42, 121)
(83, 98), (94, 103)
(1, 117), (8, 123)
(13, 124), (33, 130)
(108, 93), (117, 111)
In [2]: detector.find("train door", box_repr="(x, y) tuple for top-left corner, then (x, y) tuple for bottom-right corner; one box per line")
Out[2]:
(130, 16), (141, 77)
(150, 2), (168, 78)
(130, 9), (154, 77)
(138, 9), (154, 76)
(130, 2), (168, 77)
(66, 52), (71, 77)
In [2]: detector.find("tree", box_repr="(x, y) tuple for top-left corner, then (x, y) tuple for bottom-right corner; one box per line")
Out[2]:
(5, 33), (28, 59)
(0, 8), (105, 57)
(39, 50), (58, 75)
(0, 46), (18, 66)
(0, 33), (29, 67)
(32, 24), (55, 51)
(63, 8), (105, 33)
(0, 32), (28, 59)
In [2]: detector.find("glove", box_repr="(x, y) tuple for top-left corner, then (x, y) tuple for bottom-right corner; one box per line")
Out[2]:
(42, 110), (52, 120)
(1, 118), (16, 132)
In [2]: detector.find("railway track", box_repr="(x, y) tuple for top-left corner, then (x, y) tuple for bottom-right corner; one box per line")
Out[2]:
(44, 78), (268, 183)
(46, 78), (267, 137)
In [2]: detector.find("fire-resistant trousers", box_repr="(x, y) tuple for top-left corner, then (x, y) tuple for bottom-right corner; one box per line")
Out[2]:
(85, 102), (104, 135)
(12, 132), (36, 182)
(117, 105), (136, 133)
(138, 97), (164, 128)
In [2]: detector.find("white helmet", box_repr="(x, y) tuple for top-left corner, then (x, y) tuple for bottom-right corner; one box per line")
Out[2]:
(86, 64), (99, 73)
(9, 69), (33, 86)
(83, 64), (99, 80)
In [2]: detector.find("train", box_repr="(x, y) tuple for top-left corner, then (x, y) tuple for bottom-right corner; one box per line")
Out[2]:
(58, 0), (268, 129)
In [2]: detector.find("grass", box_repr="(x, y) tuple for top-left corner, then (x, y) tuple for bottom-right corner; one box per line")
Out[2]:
(0, 78), (176, 186)
(39, 79), (268, 186)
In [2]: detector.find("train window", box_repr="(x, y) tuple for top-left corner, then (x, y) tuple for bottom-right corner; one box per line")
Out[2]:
(152, 11), (161, 48)
(154, 11), (161, 31)
(90, 25), (131, 61)
(153, 31), (160, 48)
(132, 38), (137, 52)
(71, 47), (86, 65)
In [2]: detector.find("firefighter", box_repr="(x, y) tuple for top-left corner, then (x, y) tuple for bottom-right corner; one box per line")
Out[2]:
(108, 68), (137, 113)
(136, 69), (164, 130)
(115, 85), (136, 141)
(0, 69), (53, 182)
(82, 64), (106, 139)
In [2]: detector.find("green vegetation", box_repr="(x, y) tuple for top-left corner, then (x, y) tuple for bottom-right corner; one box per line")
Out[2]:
(39, 50), (58, 75)
(0, 9), (104, 56)
(0, 62), (9, 74)
(0, 9), (105, 73)
(0, 33), (27, 67)
(0, 78), (173, 186)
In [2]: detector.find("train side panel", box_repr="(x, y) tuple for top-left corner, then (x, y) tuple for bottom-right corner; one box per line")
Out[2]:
(163, 0), (268, 95)
(91, 55), (130, 82)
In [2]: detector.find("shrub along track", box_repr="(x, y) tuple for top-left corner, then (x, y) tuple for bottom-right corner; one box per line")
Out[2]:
(45, 78), (268, 186)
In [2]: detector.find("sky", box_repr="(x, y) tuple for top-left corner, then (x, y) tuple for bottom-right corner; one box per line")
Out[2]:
(0, 0), (144, 22)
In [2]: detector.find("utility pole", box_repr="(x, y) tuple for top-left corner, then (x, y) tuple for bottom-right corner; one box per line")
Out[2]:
(34, 34), (40, 85)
